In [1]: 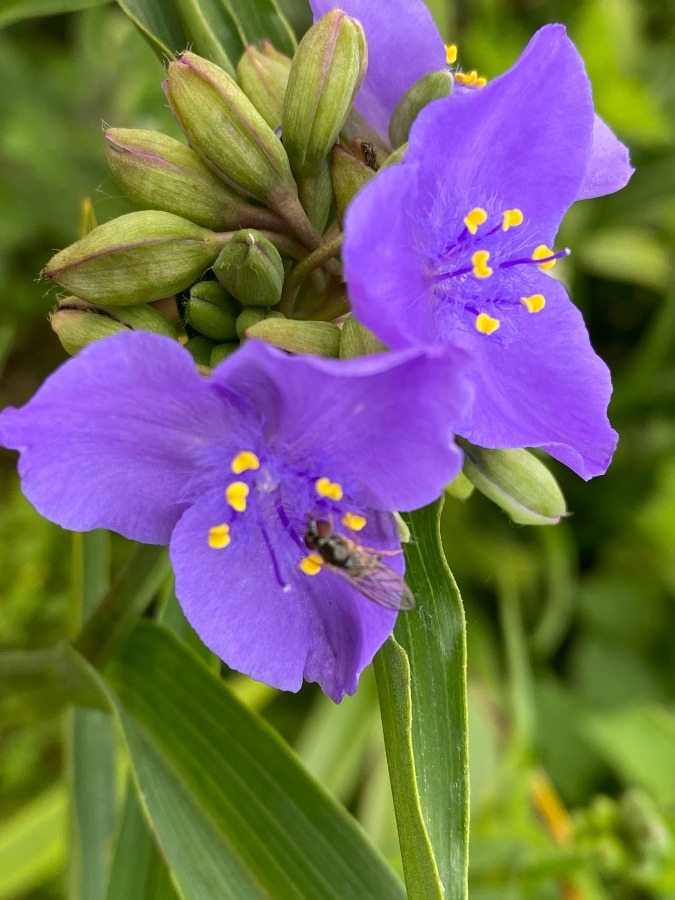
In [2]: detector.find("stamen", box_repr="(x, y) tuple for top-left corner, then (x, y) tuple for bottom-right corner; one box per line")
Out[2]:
(342, 512), (367, 532)
(208, 524), (231, 549)
(475, 76), (487, 88)
(476, 313), (500, 335)
(520, 294), (546, 313)
(502, 209), (524, 231)
(463, 207), (487, 235)
(532, 245), (558, 270)
(231, 450), (260, 474)
(300, 553), (323, 576)
(471, 250), (493, 279)
(226, 481), (249, 513)
(315, 477), (344, 501)
(445, 43), (458, 65)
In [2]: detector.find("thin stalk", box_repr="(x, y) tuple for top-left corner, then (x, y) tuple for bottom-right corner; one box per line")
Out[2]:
(278, 232), (344, 315)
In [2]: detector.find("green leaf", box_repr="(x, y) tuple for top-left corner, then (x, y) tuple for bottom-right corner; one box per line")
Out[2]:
(375, 500), (469, 899)
(115, 0), (295, 68)
(86, 622), (405, 899)
(0, 0), (106, 28)
(0, 785), (66, 900)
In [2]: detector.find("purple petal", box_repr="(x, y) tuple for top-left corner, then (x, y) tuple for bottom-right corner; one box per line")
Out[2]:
(309, 0), (445, 142)
(577, 115), (634, 200)
(0, 333), (237, 543)
(170, 488), (398, 701)
(211, 341), (471, 512)
(459, 277), (617, 479)
(408, 24), (594, 234)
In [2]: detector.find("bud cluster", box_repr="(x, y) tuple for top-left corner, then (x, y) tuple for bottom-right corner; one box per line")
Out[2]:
(42, 11), (568, 524)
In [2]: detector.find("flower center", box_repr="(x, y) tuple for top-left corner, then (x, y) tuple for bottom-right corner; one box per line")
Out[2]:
(445, 44), (487, 89)
(430, 205), (569, 337)
(206, 449), (369, 590)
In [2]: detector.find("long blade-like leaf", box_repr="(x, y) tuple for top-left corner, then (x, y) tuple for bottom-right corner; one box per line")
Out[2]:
(376, 500), (469, 899)
(72, 622), (405, 899)
(0, 0), (106, 28)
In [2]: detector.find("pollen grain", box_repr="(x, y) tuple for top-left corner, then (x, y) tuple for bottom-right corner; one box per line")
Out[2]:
(502, 209), (524, 231)
(445, 43), (458, 65)
(532, 245), (557, 270)
(208, 524), (231, 550)
(520, 294), (546, 313)
(226, 481), (249, 513)
(231, 450), (260, 474)
(476, 313), (501, 335)
(342, 512), (367, 532)
(471, 250), (493, 279)
(315, 477), (344, 501)
(300, 554), (323, 576)
(463, 207), (488, 235)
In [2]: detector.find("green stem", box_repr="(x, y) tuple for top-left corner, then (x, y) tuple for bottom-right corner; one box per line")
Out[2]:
(278, 232), (344, 316)
(497, 579), (535, 749)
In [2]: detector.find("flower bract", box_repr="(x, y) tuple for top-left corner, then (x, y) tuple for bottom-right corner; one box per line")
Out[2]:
(344, 25), (623, 479)
(0, 333), (471, 700)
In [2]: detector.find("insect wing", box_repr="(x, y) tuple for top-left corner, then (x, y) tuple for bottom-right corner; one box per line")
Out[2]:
(324, 558), (415, 611)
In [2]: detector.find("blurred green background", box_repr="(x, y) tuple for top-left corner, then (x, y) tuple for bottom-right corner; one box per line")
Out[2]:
(0, 0), (673, 897)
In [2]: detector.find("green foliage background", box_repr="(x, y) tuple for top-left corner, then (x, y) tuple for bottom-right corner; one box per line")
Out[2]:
(0, 0), (673, 897)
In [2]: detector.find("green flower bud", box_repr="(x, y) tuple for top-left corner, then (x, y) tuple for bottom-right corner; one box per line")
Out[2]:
(444, 472), (475, 501)
(381, 142), (408, 169)
(44, 211), (224, 306)
(458, 440), (567, 525)
(246, 318), (340, 357)
(165, 52), (296, 210)
(388, 69), (453, 149)
(105, 128), (283, 233)
(236, 307), (284, 341)
(214, 230), (284, 308)
(283, 11), (367, 175)
(185, 335), (216, 366)
(339, 316), (386, 358)
(50, 297), (176, 355)
(210, 342), (239, 366)
(237, 42), (292, 129)
(185, 281), (239, 341)
(330, 145), (375, 221)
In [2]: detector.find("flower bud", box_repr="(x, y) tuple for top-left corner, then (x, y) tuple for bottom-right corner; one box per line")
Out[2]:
(282, 11), (367, 176)
(236, 308), (284, 341)
(185, 281), (239, 341)
(237, 42), (292, 129)
(388, 70), (453, 149)
(185, 335), (217, 366)
(458, 440), (567, 526)
(213, 230), (284, 308)
(444, 472), (475, 501)
(330, 145), (375, 221)
(105, 128), (283, 233)
(210, 342), (239, 366)
(165, 52), (296, 210)
(339, 316), (386, 358)
(246, 318), (341, 357)
(51, 297), (176, 355)
(44, 211), (224, 306)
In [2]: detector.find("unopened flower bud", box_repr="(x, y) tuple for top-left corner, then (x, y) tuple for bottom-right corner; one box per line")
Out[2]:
(214, 230), (284, 308)
(51, 297), (176, 355)
(185, 335), (217, 366)
(237, 42), (292, 129)
(236, 308), (284, 341)
(330, 145), (375, 221)
(185, 281), (239, 341)
(388, 69), (453, 149)
(105, 128), (283, 233)
(246, 318), (340, 357)
(444, 471), (475, 501)
(458, 440), (567, 525)
(283, 11), (367, 175)
(339, 316), (386, 358)
(165, 52), (296, 210)
(210, 342), (239, 366)
(44, 211), (224, 306)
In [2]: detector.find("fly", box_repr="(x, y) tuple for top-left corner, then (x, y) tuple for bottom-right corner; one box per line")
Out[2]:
(304, 517), (414, 611)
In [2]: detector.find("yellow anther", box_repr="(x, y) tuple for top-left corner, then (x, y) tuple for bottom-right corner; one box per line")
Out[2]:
(315, 477), (344, 501)
(520, 293), (546, 313)
(471, 250), (493, 279)
(463, 207), (488, 235)
(300, 553), (323, 576)
(475, 313), (501, 335)
(342, 512), (367, 532)
(532, 244), (557, 270)
(502, 208), (524, 231)
(208, 524), (231, 550)
(231, 451), (260, 474)
(445, 43), (458, 65)
(475, 76), (487, 88)
(226, 481), (249, 513)
(454, 72), (467, 85)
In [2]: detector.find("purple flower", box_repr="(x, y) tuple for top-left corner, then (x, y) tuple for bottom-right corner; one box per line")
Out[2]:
(309, 1), (633, 200)
(343, 25), (621, 480)
(0, 333), (470, 701)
